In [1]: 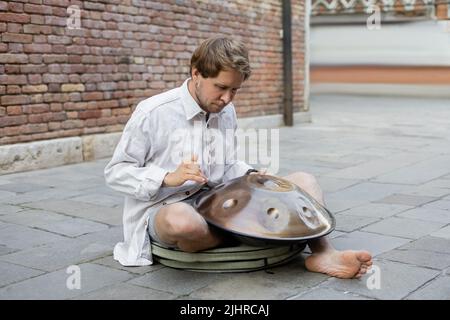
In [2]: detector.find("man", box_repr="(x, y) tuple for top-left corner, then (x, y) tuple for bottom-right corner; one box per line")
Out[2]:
(104, 36), (372, 278)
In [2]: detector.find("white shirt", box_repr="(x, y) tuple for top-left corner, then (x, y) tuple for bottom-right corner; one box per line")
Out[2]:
(104, 78), (253, 266)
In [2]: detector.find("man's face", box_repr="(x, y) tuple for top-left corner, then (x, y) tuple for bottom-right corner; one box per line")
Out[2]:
(191, 68), (244, 114)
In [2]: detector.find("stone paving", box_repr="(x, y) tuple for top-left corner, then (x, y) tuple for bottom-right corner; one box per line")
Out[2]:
(1, 94), (450, 300)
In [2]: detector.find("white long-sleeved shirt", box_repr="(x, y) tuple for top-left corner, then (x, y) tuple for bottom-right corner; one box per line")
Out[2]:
(104, 78), (253, 266)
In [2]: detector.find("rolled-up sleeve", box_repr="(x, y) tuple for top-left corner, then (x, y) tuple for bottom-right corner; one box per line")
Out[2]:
(104, 108), (168, 201)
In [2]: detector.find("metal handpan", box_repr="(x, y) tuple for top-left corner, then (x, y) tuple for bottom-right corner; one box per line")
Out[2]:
(193, 174), (336, 246)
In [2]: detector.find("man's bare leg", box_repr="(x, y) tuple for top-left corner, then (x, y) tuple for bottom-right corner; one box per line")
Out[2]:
(153, 202), (225, 252)
(283, 172), (373, 279)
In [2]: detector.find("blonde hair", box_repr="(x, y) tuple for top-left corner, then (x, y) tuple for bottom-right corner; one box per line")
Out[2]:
(190, 36), (251, 81)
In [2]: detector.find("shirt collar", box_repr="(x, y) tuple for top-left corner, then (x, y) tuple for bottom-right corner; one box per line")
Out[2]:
(180, 78), (225, 121)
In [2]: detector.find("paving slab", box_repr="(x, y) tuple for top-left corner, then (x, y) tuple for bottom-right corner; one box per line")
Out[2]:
(373, 155), (450, 185)
(397, 185), (450, 198)
(397, 207), (450, 223)
(76, 226), (123, 248)
(68, 193), (123, 208)
(430, 225), (450, 240)
(0, 209), (109, 237)
(423, 199), (450, 211)
(23, 199), (123, 226)
(338, 203), (412, 219)
(406, 276), (450, 300)
(0, 222), (68, 250)
(361, 217), (446, 239)
(0, 261), (44, 288)
(0, 246), (17, 256)
(289, 287), (374, 300)
(324, 260), (440, 300)
(330, 231), (411, 257)
(0, 191), (16, 200)
(92, 255), (165, 275)
(128, 267), (225, 296)
(323, 153), (432, 180)
(72, 283), (177, 300)
(0, 204), (27, 215)
(188, 258), (329, 300)
(316, 176), (360, 194)
(334, 214), (380, 232)
(399, 236), (450, 255)
(0, 188), (87, 206)
(377, 249), (450, 270)
(0, 263), (133, 300)
(0, 237), (112, 272)
(0, 183), (52, 194)
(325, 182), (406, 213)
(374, 194), (437, 207)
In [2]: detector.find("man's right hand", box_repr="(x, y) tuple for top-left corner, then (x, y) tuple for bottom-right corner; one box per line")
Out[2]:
(163, 154), (208, 187)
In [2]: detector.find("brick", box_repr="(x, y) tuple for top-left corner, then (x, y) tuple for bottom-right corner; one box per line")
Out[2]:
(61, 83), (85, 92)
(6, 106), (22, 115)
(28, 74), (42, 84)
(0, 54), (28, 64)
(0, 13), (30, 23)
(30, 14), (44, 24)
(1, 32), (32, 43)
(28, 54), (43, 64)
(20, 64), (47, 74)
(42, 74), (69, 83)
(23, 123), (48, 134)
(79, 110), (102, 119)
(24, 4), (52, 15)
(22, 85), (48, 93)
(49, 103), (62, 111)
(82, 92), (103, 101)
(0, 115), (27, 127)
(6, 85), (21, 94)
(28, 112), (66, 123)
(23, 43), (51, 54)
(43, 54), (68, 63)
(1, 95), (30, 105)
(23, 24), (52, 34)
(22, 104), (50, 114)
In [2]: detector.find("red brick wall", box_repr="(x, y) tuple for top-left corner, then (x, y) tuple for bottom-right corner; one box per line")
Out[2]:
(0, 0), (306, 145)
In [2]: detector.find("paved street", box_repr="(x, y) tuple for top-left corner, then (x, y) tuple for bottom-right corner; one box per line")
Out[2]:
(1, 93), (450, 300)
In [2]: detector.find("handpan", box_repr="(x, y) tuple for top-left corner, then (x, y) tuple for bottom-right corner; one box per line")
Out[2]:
(193, 174), (336, 246)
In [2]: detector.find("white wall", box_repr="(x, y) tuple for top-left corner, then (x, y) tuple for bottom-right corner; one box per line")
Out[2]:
(310, 20), (450, 66)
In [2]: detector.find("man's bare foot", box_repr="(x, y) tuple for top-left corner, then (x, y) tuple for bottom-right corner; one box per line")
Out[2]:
(305, 249), (373, 279)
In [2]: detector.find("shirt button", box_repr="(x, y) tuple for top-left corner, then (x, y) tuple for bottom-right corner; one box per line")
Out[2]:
(162, 202), (167, 205)
(185, 191), (190, 195)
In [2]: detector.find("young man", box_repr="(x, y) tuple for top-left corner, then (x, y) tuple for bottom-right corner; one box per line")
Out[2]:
(104, 36), (372, 278)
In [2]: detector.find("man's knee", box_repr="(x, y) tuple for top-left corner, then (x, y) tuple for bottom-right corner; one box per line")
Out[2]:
(158, 203), (207, 238)
(286, 171), (319, 188)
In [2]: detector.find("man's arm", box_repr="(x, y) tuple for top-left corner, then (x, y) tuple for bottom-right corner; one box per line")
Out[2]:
(104, 108), (168, 202)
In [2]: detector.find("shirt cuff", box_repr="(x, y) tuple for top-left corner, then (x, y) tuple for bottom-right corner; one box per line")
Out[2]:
(135, 164), (169, 200)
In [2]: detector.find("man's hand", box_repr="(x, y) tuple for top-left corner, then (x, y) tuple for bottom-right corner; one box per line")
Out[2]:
(163, 154), (208, 187)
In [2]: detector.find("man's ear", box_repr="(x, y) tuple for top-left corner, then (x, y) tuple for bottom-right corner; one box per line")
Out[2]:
(191, 67), (200, 81)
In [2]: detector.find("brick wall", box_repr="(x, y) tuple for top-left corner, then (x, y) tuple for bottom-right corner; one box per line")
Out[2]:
(0, 0), (306, 146)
